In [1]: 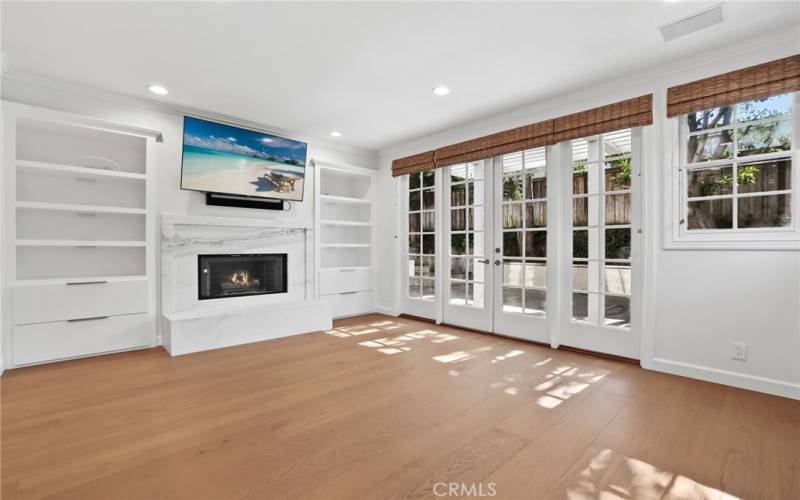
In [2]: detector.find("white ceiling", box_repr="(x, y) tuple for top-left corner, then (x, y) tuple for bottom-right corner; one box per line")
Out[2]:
(2, 1), (799, 151)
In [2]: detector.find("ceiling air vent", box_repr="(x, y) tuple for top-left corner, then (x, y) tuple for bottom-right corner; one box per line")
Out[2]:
(659, 3), (726, 42)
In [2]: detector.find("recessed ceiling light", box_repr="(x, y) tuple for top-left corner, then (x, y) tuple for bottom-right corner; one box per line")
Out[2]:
(147, 84), (169, 95)
(433, 85), (451, 96)
(329, 130), (343, 138)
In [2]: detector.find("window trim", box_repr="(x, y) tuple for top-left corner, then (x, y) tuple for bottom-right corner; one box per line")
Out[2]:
(665, 92), (800, 251)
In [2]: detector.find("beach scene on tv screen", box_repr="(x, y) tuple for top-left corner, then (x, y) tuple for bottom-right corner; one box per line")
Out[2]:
(181, 116), (307, 201)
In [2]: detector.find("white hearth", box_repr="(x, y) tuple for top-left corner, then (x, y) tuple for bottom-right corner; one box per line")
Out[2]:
(160, 214), (331, 356)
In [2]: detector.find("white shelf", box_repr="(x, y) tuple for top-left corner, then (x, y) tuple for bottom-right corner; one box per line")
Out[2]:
(320, 194), (372, 205)
(16, 239), (147, 247)
(16, 159), (146, 181)
(319, 165), (374, 179)
(13, 275), (148, 286)
(16, 201), (146, 215)
(320, 243), (372, 248)
(319, 219), (372, 227)
(320, 265), (373, 271)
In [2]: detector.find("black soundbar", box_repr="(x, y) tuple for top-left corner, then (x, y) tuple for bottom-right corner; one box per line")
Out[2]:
(205, 192), (285, 211)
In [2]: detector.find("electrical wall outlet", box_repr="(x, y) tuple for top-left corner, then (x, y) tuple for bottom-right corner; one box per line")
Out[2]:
(732, 342), (747, 361)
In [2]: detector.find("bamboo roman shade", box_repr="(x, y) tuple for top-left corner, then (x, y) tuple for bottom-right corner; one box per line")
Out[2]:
(391, 95), (653, 177)
(552, 95), (653, 143)
(434, 120), (554, 168)
(391, 150), (435, 177)
(667, 54), (800, 117)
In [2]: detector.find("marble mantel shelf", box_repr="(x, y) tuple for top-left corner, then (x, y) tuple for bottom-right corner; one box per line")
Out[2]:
(162, 213), (312, 231)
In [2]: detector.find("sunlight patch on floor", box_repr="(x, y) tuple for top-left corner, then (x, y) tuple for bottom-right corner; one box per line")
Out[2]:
(530, 365), (610, 408)
(355, 329), (461, 356)
(491, 350), (525, 364)
(562, 448), (740, 500)
(324, 320), (410, 338)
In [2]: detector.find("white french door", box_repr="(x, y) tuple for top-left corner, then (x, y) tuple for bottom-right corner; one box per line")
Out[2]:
(561, 128), (641, 358)
(441, 149), (550, 343)
(399, 131), (641, 359)
(442, 161), (494, 331)
(491, 148), (550, 342)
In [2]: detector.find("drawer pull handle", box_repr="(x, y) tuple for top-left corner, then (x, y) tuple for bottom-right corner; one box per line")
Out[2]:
(76, 212), (98, 217)
(339, 291), (358, 295)
(339, 269), (357, 272)
(67, 316), (109, 322)
(66, 280), (108, 286)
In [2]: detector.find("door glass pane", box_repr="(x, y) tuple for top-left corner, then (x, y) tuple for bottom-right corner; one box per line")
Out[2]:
(503, 287), (523, 313)
(525, 231), (546, 258)
(524, 261), (546, 287)
(605, 228), (631, 260)
(451, 184), (466, 206)
(524, 289), (546, 316)
(409, 190), (421, 211)
(408, 278), (421, 298)
(503, 260), (523, 286)
(408, 213), (420, 232)
(526, 202), (546, 228)
(451, 257), (467, 280)
(604, 263), (631, 295)
(503, 232), (522, 257)
(451, 233), (466, 255)
(604, 295), (630, 328)
(572, 292), (589, 321)
(421, 256), (435, 278)
(503, 204), (523, 229)
(605, 161), (632, 192)
(605, 194), (631, 225)
(449, 282), (466, 305)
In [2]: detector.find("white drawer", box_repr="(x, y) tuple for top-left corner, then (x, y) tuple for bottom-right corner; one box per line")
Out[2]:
(319, 268), (372, 295)
(13, 313), (151, 365)
(322, 290), (374, 318)
(13, 278), (148, 325)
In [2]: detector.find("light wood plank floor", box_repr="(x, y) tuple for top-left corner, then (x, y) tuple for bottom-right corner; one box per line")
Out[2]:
(2, 314), (798, 499)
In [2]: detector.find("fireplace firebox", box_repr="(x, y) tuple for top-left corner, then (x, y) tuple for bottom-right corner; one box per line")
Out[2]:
(198, 254), (287, 300)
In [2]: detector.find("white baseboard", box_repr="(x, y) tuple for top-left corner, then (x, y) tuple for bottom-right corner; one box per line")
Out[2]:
(0, 357), (5, 378)
(374, 305), (398, 316)
(651, 358), (800, 400)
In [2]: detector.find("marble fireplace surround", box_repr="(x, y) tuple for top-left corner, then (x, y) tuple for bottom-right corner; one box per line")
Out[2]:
(160, 214), (331, 356)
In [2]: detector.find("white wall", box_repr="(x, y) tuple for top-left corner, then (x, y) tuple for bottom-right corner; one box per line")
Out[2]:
(375, 27), (800, 398)
(0, 76), (378, 345)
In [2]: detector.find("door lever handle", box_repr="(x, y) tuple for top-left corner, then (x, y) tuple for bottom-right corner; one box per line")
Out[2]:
(476, 259), (490, 264)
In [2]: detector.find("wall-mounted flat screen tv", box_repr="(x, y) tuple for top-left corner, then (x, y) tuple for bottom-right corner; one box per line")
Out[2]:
(181, 116), (308, 202)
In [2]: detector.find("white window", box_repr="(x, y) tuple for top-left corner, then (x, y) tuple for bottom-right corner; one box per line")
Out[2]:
(670, 93), (799, 249)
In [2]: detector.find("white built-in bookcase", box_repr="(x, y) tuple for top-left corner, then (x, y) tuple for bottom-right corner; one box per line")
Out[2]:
(2, 101), (161, 367)
(313, 159), (376, 318)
